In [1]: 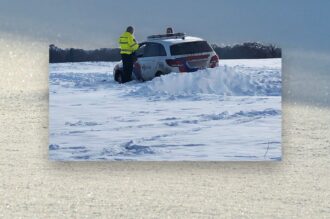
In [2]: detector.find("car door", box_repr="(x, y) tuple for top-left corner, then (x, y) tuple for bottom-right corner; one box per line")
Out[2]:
(137, 42), (157, 80)
(133, 43), (146, 80)
(139, 42), (168, 80)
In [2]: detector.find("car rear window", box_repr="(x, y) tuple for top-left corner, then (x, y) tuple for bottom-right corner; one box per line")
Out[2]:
(170, 41), (213, 56)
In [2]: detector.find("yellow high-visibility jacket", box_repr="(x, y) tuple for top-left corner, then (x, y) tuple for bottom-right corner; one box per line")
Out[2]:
(118, 32), (139, 55)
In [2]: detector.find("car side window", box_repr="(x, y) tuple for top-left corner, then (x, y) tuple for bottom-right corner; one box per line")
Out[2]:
(136, 43), (146, 57)
(158, 44), (167, 56)
(143, 43), (167, 57)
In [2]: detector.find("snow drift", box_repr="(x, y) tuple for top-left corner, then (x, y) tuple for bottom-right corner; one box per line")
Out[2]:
(129, 65), (281, 97)
(50, 60), (281, 98)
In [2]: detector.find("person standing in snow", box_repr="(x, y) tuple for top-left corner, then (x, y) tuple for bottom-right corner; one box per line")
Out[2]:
(118, 26), (139, 83)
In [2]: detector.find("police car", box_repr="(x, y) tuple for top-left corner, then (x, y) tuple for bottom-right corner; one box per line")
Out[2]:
(113, 33), (219, 82)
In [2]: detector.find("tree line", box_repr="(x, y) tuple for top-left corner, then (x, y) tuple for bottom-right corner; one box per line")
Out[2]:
(211, 42), (281, 59)
(49, 42), (281, 63)
(49, 44), (121, 63)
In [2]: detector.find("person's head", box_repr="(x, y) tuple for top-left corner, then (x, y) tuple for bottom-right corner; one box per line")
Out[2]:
(166, 27), (173, 34)
(126, 26), (134, 34)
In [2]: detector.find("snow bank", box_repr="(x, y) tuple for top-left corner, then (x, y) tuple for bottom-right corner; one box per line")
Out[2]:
(130, 65), (281, 97)
(49, 59), (281, 97)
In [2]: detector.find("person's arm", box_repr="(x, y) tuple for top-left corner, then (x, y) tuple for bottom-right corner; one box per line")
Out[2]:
(129, 37), (139, 52)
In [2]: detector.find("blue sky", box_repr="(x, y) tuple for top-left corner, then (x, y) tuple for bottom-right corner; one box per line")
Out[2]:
(0, 0), (329, 51)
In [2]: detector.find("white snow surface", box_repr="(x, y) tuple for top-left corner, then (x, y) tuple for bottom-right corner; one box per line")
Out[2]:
(49, 58), (282, 161)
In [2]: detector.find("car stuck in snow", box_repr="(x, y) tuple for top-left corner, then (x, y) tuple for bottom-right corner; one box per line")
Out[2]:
(113, 33), (219, 82)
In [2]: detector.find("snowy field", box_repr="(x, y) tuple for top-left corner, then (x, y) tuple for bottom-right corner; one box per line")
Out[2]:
(49, 58), (281, 161)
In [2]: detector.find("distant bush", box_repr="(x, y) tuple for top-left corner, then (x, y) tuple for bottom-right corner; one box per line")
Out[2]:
(49, 42), (281, 63)
(212, 42), (281, 59)
(49, 44), (121, 63)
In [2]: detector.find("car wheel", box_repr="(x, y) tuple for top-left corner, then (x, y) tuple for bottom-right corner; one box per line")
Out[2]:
(155, 71), (164, 77)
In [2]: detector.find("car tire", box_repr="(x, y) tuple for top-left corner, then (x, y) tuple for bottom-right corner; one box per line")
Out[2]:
(155, 71), (164, 77)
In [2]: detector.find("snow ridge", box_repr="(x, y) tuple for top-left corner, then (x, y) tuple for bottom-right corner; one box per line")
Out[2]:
(129, 65), (281, 97)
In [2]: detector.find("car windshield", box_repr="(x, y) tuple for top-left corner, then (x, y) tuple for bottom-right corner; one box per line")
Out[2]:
(170, 41), (212, 56)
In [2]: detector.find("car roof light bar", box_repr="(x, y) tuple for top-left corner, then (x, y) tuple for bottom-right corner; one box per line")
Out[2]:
(147, 32), (186, 40)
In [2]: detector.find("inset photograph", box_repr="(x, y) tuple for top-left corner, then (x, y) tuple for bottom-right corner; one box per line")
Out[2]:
(49, 28), (281, 161)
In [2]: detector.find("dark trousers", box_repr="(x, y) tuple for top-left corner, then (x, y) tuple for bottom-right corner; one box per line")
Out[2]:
(121, 54), (134, 83)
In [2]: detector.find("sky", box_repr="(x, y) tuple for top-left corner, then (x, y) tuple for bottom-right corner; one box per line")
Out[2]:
(0, 0), (329, 51)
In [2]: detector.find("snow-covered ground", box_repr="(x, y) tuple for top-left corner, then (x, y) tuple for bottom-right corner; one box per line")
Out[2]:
(49, 58), (281, 161)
